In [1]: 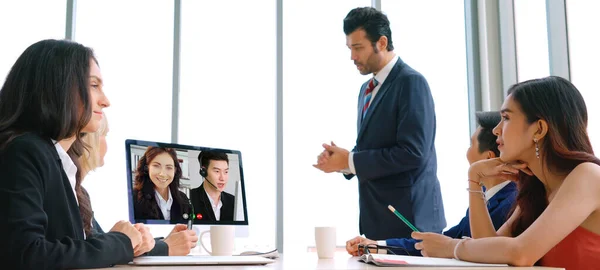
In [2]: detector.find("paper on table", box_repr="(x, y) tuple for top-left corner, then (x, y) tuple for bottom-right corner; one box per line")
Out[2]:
(360, 254), (508, 267)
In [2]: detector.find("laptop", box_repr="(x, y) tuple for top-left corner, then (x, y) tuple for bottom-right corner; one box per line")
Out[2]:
(130, 255), (275, 266)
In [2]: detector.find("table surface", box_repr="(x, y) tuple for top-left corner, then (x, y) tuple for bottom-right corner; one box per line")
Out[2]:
(102, 251), (564, 270)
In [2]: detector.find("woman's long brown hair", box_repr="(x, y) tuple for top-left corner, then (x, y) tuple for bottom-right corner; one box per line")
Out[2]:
(506, 76), (600, 237)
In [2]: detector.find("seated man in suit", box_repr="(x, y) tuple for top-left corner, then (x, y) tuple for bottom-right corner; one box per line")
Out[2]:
(346, 111), (517, 256)
(190, 151), (235, 221)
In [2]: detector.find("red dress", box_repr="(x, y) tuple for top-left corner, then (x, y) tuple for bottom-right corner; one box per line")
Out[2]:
(540, 226), (600, 270)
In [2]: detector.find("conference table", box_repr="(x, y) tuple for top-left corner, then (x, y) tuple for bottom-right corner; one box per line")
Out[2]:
(103, 251), (564, 269)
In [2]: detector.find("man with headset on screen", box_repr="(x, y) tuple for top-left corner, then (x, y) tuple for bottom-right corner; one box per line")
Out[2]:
(190, 151), (236, 221)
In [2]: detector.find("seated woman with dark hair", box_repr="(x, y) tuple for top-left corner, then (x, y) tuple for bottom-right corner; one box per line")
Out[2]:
(133, 147), (191, 221)
(413, 76), (600, 270)
(0, 39), (144, 269)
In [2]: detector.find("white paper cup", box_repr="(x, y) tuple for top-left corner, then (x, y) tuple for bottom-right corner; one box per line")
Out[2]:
(315, 227), (336, 259)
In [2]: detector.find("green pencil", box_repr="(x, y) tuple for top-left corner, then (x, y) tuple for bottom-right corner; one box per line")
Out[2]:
(388, 205), (420, 232)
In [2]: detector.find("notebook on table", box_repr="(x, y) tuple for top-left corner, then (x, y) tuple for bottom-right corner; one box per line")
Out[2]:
(130, 255), (275, 266)
(360, 254), (508, 267)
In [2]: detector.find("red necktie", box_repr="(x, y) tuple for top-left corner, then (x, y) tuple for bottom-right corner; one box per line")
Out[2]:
(362, 77), (379, 118)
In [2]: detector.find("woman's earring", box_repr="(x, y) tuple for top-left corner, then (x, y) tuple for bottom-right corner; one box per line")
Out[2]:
(534, 138), (540, 159)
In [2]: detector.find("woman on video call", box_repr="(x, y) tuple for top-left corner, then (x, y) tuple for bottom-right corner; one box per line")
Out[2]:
(78, 118), (198, 256)
(133, 147), (191, 221)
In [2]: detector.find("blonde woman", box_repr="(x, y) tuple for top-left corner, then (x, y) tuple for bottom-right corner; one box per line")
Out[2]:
(79, 116), (198, 256)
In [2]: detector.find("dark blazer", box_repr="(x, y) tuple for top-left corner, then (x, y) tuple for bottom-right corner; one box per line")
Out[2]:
(133, 183), (191, 221)
(0, 133), (133, 269)
(345, 57), (446, 240)
(91, 217), (169, 256)
(190, 183), (235, 221)
(386, 182), (517, 255)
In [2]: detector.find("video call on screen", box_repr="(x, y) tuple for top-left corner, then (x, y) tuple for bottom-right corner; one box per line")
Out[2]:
(127, 141), (248, 225)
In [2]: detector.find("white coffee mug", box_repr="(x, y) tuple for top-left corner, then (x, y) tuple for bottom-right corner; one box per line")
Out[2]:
(199, 225), (235, 256)
(315, 226), (336, 259)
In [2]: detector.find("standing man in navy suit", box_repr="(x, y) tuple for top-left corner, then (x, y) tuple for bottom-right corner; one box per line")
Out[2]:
(314, 7), (446, 240)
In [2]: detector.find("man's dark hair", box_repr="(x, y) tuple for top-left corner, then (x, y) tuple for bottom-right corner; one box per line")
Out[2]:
(343, 7), (394, 51)
(199, 151), (229, 169)
(475, 111), (501, 157)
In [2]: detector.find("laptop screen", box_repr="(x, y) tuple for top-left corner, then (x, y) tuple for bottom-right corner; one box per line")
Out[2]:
(125, 139), (248, 225)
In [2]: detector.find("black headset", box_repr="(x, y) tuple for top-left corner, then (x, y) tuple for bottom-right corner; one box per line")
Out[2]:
(198, 151), (208, 178)
(199, 151), (220, 190)
(198, 151), (217, 221)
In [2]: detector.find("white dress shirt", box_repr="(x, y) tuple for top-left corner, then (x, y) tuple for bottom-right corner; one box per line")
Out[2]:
(155, 189), (173, 220)
(484, 180), (511, 200)
(204, 189), (223, 221)
(52, 141), (78, 204)
(52, 140), (84, 238)
(347, 55), (399, 174)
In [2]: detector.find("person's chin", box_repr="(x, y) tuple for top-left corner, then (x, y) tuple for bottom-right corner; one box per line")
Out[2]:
(82, 124), (99, 133)
(499, 152), (517, 162)
(152, 181), (169, 188)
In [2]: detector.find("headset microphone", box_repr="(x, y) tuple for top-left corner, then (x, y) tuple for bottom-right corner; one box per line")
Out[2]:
(198, 151), (220, 221)
(204, 176), (220, 190)
(199, 151), (220, 191)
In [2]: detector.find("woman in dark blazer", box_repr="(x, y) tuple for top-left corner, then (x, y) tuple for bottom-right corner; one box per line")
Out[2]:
(133, 147), (191, 221)
(0, 39), (144, 269)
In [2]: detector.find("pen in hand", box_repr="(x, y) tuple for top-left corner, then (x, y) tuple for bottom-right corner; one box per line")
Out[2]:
(388, 205), (420, 232)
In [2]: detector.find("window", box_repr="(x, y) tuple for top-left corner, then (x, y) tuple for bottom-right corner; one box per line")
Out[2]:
(74, 0), (174, 231)
(514, 0), (550, 82)
(283, 0), (375, 253)
(179, 0), (276, 250)
(381, 0), (470, 230)
(283, 0), (371, 253)
(0, 0), (66, 86)
(566, 0), (600, 149)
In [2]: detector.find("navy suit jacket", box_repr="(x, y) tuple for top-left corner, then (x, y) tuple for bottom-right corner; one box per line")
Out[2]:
(344, 57), (446, 240)
(387, 182), (517, 255)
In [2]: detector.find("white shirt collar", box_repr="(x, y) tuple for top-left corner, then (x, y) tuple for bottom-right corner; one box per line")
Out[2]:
(485, 180), (511, 200)
(204, 187), (223, 221)
(51, 140), (78, 204)
(373, 54), (398, 86)
(154, 189), (173, 220)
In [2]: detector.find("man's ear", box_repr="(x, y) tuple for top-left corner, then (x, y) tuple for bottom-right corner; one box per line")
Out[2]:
(487, 150), (497, 159)
(377, 36), (388, 51)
